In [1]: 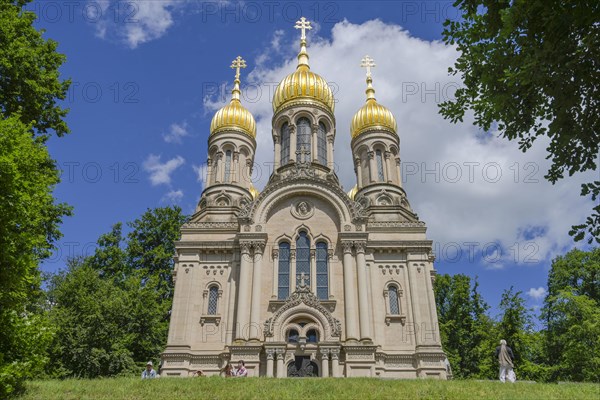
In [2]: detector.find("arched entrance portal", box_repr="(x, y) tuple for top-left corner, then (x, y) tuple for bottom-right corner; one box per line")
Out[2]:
(287, 356), (319, 377)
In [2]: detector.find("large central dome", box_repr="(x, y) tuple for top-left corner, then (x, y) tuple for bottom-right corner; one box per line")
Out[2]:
(272, 22), (334, 115)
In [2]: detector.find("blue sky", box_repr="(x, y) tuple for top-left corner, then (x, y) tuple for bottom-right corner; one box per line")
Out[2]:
(31, 1), (596, 324)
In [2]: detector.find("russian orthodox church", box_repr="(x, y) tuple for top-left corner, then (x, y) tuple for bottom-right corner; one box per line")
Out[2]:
(162, 18), (448, 379)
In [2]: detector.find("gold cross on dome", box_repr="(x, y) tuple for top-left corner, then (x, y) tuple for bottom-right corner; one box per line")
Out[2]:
(294, 17), (312, 41)
(230, 56), (247, 80)
(360, 55), (376, 78)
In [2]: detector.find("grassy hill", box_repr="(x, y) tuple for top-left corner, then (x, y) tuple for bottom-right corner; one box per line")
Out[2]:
(20, 377), (599, 400)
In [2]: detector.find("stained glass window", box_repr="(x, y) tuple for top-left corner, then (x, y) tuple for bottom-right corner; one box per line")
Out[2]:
(317, 122), (327, 165)
(376, 150), (385, 182)
(316, 242), (328, 300)
(278, 242), (290, 300)
(207, 285), (219, 315)
(388, 285), (400, 315)
(224, 150), (232, 182)
(296, 231), (310, 287)
(280, 123), (290, 165)
(296, 118), (311, 162)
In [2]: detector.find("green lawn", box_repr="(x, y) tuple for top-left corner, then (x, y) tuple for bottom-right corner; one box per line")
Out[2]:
(21, 377), (600, 400)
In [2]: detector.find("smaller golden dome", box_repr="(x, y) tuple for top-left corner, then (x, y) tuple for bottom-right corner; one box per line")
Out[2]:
(347, 184), (358, 200)
(210, 56), (256, 138)
(350, 58), (397, 139)
(249, 184), (260, 199)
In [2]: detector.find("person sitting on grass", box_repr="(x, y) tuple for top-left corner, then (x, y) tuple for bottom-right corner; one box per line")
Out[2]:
(221, 363), (234, 377)
(235, 360), (248, 377)
(142, 361), (157, 379)
(193, 369), (205, 377)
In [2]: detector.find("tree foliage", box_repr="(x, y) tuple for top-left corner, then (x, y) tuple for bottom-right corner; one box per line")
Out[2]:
(542, 248), (600, 382)
(46, 207), (186, 378)
(0, 0), (70, 138)
(440, 0), (600, 244)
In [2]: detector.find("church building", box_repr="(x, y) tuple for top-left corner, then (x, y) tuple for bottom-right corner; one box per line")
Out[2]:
(162, 18), (448, 379)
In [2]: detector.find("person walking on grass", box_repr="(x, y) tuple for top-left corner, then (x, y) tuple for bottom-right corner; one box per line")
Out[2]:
(142, 361), (157, 379)
(495, 339), (516, 383)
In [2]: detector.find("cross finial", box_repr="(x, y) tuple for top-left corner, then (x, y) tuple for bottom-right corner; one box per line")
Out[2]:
(298, 272), (308, 287)
(360, 55), (376, 78)
(230, 56), (247, 80)
(294, 17), (312, 41)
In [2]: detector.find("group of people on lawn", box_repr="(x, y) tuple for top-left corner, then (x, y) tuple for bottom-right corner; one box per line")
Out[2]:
(143, 340), (516, 382)
(141, 360), (248, 379)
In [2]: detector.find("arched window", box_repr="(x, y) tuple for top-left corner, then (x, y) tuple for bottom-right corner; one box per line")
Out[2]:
(278, 242), (291, 300)
(296, 118), (311, 162)
(287, 329), (299, 343)
(207, 285), (219, 315)
(280, 123), (290, 165)
(307, 329), (318, 343)
(316, 242), (328, 300)
(296, 231), (310, 287)
(376, 150), (385, 182)
(388, 285), (400, 315)
(224, 150), (232, 182)
(317, 122), (327, 165)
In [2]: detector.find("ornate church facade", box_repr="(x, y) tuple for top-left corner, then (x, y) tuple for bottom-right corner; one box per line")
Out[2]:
(162, 18), (447, 379)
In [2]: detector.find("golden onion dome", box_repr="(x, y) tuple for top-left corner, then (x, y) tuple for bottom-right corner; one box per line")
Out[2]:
(347, 184), (358, 200)
(210, 56), (256, 138)
(249, 184), (260, 199)
(350, 57), (397, 139)
(272, 19), (334, 115)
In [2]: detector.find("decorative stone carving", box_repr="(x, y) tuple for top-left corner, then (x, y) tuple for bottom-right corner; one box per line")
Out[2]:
(263, 284), (341, 338)
(290, 200), (314, 220)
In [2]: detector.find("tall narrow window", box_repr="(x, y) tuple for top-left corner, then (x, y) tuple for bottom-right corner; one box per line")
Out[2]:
(207, 285), (219, 315)
(224, 150), (232, 182)
(317, 122), (327, 165)
(278, 242), (290, 300)
(296, 231), (310, 287)
(296, 118), (311, 162)
(280, 123), (290, 165)
(376, 150), (385, 182)
(316, 242), (328, 300)
(388, 285), (400, 315)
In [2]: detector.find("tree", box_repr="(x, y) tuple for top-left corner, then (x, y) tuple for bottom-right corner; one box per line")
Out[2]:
(543, 248), (600, 381)
(0, 0), (70, 138)
(440, 0), (600, 244)
(496, 287), (547, 381)
(0, 115), (70, 396)
(46, 207), (186, 378)
(434, 274), (492, 378)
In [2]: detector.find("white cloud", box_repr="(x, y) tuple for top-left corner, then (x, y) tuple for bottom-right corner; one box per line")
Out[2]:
(527, 287), (547, 300)
(192, 163), (208, 190)
(88, 0), (184, 48)
(163, 122), (189, 144)
(162, 189), (184, 203)
(142, 154), (185, 186)
(213, 19), (596, 266)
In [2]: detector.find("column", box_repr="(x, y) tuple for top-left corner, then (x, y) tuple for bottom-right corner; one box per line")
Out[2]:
(232, 152), (240, 183)
(225, 261), (238, 344)
(215, 152), (223, 183)
(245, 159), (253, 185)
(342, 241), (359, 341)
(355, 241), (372, 341)
(331, 349), (340, 377)
(396, 157), (402, 187)
(274, 135), (281, 170)
(276, 350), (285, 378)
(310, 249), (316, 292)
(327, 135), (334, 169)
(249, 242), (264, 340)
(235, 242), (252, 340)
(206, 158), (213, 187)
(289, 125), (297, 162)
(290, 249), (297, 292)
(354, 157), (363, 189)
(266, 349), (275, 377)
(320, 350), (330, 377)
(367, 151), (376, 183)
(312, 123), (319, 162)
(407, 261), (422, 346)
(271, 248), (279, 299)
(384, 151), (393, 183)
